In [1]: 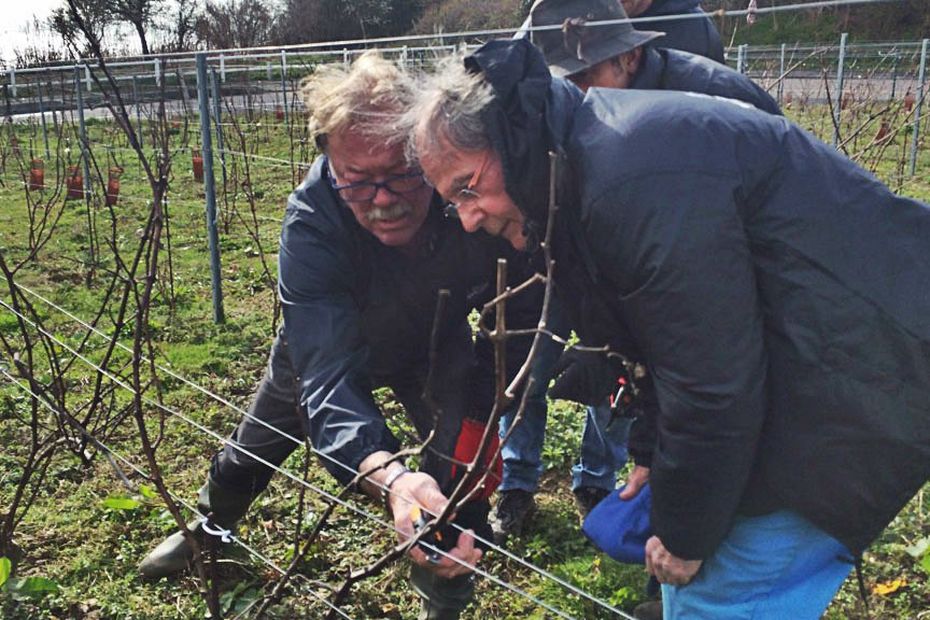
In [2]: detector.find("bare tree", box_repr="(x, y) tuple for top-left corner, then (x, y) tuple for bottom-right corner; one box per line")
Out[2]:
(49, 0), (111, 57)
(411, 0), (525, 35)
(12, 17), (66, 69)
(162, 0), (200, 52)
(196, 0), (274, 49)
(108, 0), (165, 56)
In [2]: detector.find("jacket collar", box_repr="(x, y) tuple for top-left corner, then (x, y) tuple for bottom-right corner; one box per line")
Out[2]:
(464, 40), (603, 283)
(464, 39), (583, 229)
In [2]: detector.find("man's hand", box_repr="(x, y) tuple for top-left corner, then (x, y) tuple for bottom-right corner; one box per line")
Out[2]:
(645, 536), (702, 585)
(618, 465), (650, 500)
(548, 348), (622, 406)
(388, 471), (481, 579)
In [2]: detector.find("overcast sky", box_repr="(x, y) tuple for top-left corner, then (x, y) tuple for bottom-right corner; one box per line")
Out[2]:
(2, 0), (64, 66)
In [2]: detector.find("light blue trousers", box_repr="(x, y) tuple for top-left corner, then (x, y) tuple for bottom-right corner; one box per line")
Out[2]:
(663, 510), (854, 619)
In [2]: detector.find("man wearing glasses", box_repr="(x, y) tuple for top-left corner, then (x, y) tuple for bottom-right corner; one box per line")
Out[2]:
(492, 0), (781, 551)
(408, 38), (930, 619)
(139, 52), (535, 620)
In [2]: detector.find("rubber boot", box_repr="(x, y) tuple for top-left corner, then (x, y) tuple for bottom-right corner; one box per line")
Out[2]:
(138, 478), (252, 579)
(411, 563), (475, 620)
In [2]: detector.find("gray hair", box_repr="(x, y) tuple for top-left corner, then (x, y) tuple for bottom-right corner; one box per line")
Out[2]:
(300, 51), (414, 146)
(403, 53), (496, 164)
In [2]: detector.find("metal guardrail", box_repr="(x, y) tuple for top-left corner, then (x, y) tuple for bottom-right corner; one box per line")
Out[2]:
(1, 30), (927, 322)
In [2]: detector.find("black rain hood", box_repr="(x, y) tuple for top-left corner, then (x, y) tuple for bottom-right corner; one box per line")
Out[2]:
(464, 39), (583, 230)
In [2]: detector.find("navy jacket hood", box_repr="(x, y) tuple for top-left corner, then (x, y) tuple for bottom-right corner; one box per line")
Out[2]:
(466, 39), (583, 228)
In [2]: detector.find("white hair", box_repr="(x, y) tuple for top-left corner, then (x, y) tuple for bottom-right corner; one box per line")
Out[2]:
(402, 53), (496, 164)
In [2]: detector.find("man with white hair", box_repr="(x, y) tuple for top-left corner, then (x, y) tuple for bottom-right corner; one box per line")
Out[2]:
(494, 0), (780, 547)
(408, 39), (930, 618)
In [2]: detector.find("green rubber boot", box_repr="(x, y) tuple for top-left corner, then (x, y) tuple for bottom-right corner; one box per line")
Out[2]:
(138, 479), (252, 580)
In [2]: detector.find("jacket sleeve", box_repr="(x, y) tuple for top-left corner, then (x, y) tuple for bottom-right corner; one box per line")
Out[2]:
(626, 374), (658, 467)
(586, 170), (768, 560)
(278, 207), (400, 486)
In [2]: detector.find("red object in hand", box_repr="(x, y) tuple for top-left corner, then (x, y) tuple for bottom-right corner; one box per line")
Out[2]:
(451, 418), (502, 501)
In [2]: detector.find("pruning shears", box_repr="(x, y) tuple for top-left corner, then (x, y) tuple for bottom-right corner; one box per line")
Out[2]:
(606, 361), (645, 428)
(410, 505), (456, 564)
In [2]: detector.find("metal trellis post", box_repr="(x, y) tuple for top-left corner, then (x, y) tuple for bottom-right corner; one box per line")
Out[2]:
(909, 38), (928, 177)
(210, 68), (227, 194)
(132, 75), (142, 140)
(280, 49), (288, 127)
(220, 53), (226, 82)
(84, 64), (92, 92)
(833, 32), (848, 148)
(778, 43), (786, 106)
(49, 76), (59, 136)
(37, 78), (50, 160)
(890, 51), (899, 99)
(196, 53), (225, 324)
(74, 66), (91, 198)
(8, 69), (15, 98)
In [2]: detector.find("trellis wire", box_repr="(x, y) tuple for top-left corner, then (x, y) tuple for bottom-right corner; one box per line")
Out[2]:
(0, 294), (625, 619)
(0, 368), (356, 620)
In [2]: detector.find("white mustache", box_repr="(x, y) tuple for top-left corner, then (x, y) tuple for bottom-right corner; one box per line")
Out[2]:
(366, 202), (413, 222)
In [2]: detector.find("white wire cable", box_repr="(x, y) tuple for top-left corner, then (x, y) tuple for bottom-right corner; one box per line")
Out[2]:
(0, 296), (618, 619)
(3, 365), (580, 620)
(216, 149), (313, 168)
(10, 0), (897, 69)
(7, 284), (632, 618)
(0, 170), (289, 229)
(0, 367), (355, 620)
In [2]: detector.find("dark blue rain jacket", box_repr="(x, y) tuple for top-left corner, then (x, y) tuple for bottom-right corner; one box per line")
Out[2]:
(278, 157), (537, 486)
(637, 0), (725, 63)
(468, 39), (930, 560)
(632, 46), (780, 115)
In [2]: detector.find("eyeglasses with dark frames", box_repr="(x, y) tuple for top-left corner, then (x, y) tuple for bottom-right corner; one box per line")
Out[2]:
(328, 167), (427, 204)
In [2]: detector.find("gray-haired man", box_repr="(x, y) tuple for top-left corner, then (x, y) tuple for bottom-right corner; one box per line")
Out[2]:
(407, 38), (930, 619)
(494, 0), (781, 556)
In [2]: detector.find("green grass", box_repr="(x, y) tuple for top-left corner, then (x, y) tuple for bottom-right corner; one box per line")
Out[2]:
(0, 96), (928, 619)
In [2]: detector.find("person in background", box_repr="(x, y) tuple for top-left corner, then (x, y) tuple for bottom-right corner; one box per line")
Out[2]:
(622, 0), (725, 62)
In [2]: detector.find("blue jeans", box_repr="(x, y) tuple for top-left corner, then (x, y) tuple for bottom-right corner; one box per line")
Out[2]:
(499, 303), (630, 493)
(572, 404), (631, 491)
(663, 510), (854, 619)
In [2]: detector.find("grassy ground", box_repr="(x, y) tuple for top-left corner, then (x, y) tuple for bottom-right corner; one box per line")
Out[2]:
(0, 93), (928, 619)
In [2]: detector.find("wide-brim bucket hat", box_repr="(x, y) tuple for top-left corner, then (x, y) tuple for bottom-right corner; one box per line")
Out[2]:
(529, 0), (664, 78)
